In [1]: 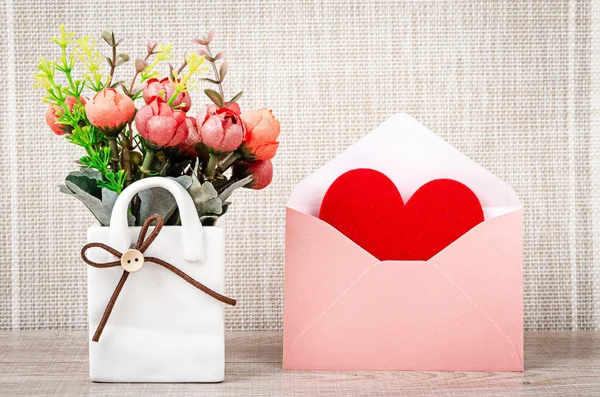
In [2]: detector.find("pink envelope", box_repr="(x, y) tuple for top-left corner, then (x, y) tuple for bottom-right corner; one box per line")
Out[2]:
(283, 114), (523, 372)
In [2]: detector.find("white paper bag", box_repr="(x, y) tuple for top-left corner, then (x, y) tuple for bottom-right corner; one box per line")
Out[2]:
(85, 177), (229, 382)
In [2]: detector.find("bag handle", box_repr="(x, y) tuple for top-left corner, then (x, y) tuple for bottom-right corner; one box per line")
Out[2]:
(109, 177), (204, 262)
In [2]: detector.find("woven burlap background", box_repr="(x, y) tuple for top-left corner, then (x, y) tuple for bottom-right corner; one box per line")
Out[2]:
(0, 0), (596, 331)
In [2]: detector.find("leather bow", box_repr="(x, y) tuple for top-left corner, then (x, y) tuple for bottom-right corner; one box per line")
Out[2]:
(81, 214), (236, 342)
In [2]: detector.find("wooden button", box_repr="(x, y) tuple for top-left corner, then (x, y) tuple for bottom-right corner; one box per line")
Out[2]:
(120, 249), (144, 273)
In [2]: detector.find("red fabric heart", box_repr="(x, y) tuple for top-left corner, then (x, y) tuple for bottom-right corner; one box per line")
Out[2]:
(319, 169), (484, 261)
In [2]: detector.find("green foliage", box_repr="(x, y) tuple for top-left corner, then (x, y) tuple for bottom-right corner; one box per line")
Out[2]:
(228, 91), (243, 105)
(204, 88), (223, 107)
(78, 147), (125, 194)
(52, 26), (86, 99)
(38, 27), (258, 226)
(60, 169), (135, 226)
(75, 36), (106, 91)
(67, 125), (106, 150)
(99, 170), (127, 194)
(169, 52), (207, 97)
(68, 126), (125, 194)
(35, 25), (88, 132)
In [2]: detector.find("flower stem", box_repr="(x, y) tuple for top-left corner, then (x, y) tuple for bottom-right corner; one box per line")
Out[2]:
(167, 90), (179, 106)
(205, 153), (219, 180)
(120, 145), (132, 187)
(217, 151), (241, 173)
(171, 59), (187, 80)
(128, 51), (153, 95)
(140, 149), (155, 176)
(108, 137), (120, 171)
(108, 33), (117, 84)
(204, 44), (225, 99)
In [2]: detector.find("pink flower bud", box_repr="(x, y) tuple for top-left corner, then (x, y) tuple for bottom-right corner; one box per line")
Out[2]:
(85, 88), (135, 136)
(142, 78), (191, 112)
(135, 58), (149, 73)
(233, 160), (273, 190)
(195, 104), (244, 153)
(178, 117), (201, 157)
(45, 95), (84, 135)
(240, 108), (280, 161)
(135, 98), (188, 147)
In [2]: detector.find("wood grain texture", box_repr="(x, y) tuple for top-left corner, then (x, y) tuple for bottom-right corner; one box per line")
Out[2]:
(0, 331), (599, 396)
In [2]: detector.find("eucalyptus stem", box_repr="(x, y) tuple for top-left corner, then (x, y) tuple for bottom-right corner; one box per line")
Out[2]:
(204, 44), (225, 98)
(108, 40), (117, 83)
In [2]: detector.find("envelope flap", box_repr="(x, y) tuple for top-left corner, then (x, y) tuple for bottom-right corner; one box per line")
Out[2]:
(283, 208), (378, 360)
(288, 114), (521, 219)
(429, 209), (524, 356)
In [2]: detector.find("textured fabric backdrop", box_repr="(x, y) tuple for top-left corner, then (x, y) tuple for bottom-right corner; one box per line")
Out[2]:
(0, 0), (596, 331)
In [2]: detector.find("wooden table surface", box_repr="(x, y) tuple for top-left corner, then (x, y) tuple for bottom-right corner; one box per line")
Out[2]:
(0, 331), (599, 396)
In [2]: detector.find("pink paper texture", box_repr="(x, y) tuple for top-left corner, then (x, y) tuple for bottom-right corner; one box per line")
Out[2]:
(283, 114), (523, 372)
(283, 208), (523, 371)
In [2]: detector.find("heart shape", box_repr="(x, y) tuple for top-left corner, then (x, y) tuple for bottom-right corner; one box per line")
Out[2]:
(319, 169), (484, 261)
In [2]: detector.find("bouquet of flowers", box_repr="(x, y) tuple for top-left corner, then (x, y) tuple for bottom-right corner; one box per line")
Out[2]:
(36, 27), (279, 226)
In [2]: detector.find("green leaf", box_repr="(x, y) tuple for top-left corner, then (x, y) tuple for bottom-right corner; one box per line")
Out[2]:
(194, 142), (210, 168)
(99, 170), (126, 194)
(219, 60), (228, 81)
(121, 83), (131, 96)
(188, 174), (223, 215)
(101, 31), (114, 46)
(201, 77), (221, 85)
(200, 216), (219, 226)
(228, 91), (243, 104)
(204, 88), (224, 107)
(210, 176), (229, 191)
(115, 53), (130, 66)
(218, 175), (252, 202)
(136, 175), (193, 225)
(65, 169), (103, 199)
(220, 201), (231, 216)
(60, 169), (134, 226)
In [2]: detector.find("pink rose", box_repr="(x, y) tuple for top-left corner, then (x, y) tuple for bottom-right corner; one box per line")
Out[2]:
(143, 78), (192, 112)
(85, 88), (135, 135)
(240, 108), (280, 160)
(178, 117), (201, 157)
(195, 103), (244, 153)
(233, 160), (273, 190)
(135, 98), (188, 147)
(45, 95), (84, 135)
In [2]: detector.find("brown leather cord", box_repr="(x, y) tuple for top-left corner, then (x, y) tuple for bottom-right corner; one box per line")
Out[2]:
(81, 243), (122, 268)
(136, 214), (163, 253)
(81, 214), (237, 342)
(145, 256), (237, 306)
(92, 270), (129, 342)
